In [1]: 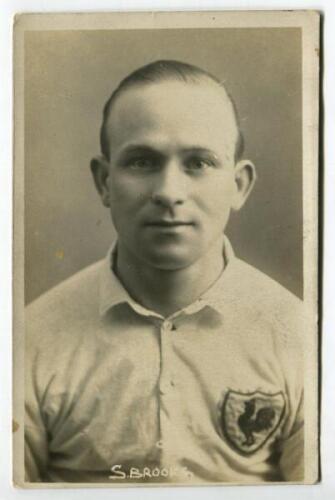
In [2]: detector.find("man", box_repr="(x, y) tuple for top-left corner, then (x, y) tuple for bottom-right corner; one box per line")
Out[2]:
(25, 60), (304, 484)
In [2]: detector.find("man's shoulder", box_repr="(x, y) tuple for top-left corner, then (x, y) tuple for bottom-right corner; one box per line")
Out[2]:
(234, 258), (302, 306)
(230, 258), (304, 345)
(25, 258), (104, 332)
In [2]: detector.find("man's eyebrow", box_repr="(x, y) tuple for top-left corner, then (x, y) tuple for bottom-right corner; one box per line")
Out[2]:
(182, 147), (219, 160)
(117, 145), (163, 158)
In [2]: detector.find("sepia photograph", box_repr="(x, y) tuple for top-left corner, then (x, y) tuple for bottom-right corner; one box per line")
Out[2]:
(12, 10), (319, 488)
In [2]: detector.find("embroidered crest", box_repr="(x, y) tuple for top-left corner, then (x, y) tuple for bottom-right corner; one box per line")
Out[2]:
(221, 390), (285, 454)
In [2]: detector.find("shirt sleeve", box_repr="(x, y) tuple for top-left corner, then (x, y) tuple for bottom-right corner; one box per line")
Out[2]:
(25, 345), (49, 481)
(279, 392), (304, 481)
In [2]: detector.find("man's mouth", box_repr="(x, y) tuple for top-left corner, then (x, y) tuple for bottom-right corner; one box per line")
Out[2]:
(145, 220), (194, 227)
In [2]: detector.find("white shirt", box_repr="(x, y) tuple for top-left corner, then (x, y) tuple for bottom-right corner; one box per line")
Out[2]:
(25, 238), (304, 484)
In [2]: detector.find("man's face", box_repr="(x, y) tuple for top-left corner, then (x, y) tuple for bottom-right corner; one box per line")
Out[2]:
(99, 80), (251, 270)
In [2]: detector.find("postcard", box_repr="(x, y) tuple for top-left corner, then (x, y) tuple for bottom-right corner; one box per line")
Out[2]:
(13, 10), (320, 487)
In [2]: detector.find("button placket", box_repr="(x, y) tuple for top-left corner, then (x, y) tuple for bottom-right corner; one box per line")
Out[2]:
(158, 319), (179, 468)
(159, 320), (176, 395)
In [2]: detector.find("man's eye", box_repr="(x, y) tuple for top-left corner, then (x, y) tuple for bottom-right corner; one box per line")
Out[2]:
(186, 158), (214, 171)
(128, 158), (155, 170)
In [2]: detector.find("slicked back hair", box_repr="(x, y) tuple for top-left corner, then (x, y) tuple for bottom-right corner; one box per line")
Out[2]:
(100, 60), (244, 163)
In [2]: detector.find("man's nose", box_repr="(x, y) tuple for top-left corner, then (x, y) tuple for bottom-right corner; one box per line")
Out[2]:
(151, 162), (187, 208)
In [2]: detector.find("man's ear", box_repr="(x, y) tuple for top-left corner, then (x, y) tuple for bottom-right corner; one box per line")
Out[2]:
(231, 160), (257, 211)
(90, 155), (111, 207)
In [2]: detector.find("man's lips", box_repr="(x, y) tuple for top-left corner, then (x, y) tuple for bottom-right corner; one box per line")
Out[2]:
(144, 220), (194, 227)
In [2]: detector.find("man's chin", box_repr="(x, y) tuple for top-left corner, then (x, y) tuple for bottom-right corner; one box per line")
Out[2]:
(140, 247), (200, 271)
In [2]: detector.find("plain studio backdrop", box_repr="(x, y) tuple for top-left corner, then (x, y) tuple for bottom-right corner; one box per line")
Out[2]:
(24, 27), (302, 304)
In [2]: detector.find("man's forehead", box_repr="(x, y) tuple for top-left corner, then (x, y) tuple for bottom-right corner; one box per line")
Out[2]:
(110, 80), (234, 117)
(105, 80), (239, 151)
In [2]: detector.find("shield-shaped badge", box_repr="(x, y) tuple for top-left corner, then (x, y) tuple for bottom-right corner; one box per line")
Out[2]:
(221, 390), (286, 455)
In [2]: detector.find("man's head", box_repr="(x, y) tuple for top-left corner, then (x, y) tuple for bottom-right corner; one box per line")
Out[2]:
(91, 60), (256, 270)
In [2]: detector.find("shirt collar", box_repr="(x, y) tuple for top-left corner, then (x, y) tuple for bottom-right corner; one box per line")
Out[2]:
(99, 236), (238, 318)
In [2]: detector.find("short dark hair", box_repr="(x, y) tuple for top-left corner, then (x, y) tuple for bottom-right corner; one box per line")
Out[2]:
(100, 59), (244, 162)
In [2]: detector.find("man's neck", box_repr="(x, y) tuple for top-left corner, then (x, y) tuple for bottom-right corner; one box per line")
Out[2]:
(115, 236), (226, 318)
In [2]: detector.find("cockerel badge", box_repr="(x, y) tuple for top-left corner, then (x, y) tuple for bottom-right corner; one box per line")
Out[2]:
(221, 390), (285, 454)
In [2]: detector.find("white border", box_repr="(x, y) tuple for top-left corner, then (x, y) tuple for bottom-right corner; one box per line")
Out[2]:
(1, 1), (334, 499)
